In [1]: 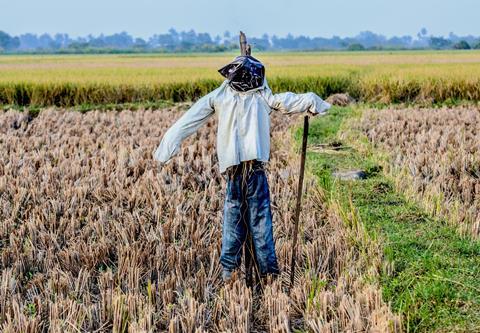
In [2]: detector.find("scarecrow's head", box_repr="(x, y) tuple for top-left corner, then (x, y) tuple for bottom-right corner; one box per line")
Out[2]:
(218, 55), (265, 92)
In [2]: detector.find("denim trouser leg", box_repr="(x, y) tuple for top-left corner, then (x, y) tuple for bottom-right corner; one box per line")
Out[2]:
(246, 170), (280, 276)
(220, 179), (247, 273)
(220, 167), (279, 276)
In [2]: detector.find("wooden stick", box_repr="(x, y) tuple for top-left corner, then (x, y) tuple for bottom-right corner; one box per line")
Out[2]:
(240, 31), (248, 56)
(238, 31), (260, 288)
(239, 31), (251, 56)
(289, 115), (309, 291)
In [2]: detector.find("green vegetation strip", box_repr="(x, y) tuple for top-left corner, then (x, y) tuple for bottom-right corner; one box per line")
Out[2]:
(297, 106), (480, 332)
(1, 75), (480, 108)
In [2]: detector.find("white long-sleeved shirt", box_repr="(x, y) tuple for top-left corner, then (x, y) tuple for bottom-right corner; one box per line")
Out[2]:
(153, 80), (331, 173)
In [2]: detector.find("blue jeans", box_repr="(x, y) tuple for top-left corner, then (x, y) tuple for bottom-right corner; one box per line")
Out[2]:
(220, 163), (280, 277)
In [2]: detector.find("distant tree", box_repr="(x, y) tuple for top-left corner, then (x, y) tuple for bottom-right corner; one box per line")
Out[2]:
(3, 27), (480, 53)
(348, 43), (365, 51)
(309, 36), (339, 49)
(249, 38), (266, 50)
(387, 35), (412, 48)
(149, 33), (175, 49)
(448, 32), (459, 42)
(272, 33), (297, 49)
(168, 28), (180, 43)
(429, 36), (451, 49)
(271, 35), (279, 48)
(54, 33), (70, 48)
(413, 28), (430, 48)
(38, 33), (54, 49)
(355, 31), (386, 48)
(103, 32), (134, 48)
(89, 34), (106, 48)
(0, 30), (20, 51)
(453, 40), (471, 49)
(197, 32), (212, 44)
(67, 42), (89, 51)
(180, 29), (197, 45)
(339, 39), (349, 48)
(18, 33), (39, 50)
(133, 38), (147, 49)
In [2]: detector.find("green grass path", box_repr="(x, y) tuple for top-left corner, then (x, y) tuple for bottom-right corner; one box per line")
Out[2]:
(296, 106), (480, 332)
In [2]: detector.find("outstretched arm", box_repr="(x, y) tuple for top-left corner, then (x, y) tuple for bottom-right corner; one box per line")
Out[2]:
(264, 90), (331, 116)
(153, 92), (216, 165)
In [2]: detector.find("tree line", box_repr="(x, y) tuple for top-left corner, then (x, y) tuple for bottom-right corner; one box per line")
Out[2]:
(1, 28), (479, 53)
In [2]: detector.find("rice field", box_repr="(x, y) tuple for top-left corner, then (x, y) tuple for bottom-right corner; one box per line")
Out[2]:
(0, 107), (400, 332)
(360, 106), (480, 238)
(2, 50), (480, 332)
(1, 51), (480, 106)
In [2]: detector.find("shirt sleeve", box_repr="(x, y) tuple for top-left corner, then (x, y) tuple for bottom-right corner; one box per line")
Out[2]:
(153, 91), (216, 164)
(263, 89), (331, 116)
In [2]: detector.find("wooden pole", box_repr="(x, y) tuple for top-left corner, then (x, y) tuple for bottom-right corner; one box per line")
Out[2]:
(239, 31), (259, 288)
(239, 31), (248, 56)
(289, 115), (309, 291)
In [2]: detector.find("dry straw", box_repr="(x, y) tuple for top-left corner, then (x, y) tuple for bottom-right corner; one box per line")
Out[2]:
(361, 106), (480, 238)
(0, 107), (400, 331)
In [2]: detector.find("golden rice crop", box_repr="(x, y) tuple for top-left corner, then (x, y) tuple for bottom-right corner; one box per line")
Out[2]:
(0, 107), (400, 332)
(1, 51), (480, 106)
(360, 106), (480, 238)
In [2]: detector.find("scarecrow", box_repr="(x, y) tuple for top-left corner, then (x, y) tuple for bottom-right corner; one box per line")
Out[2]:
(154, 33), (331, 285)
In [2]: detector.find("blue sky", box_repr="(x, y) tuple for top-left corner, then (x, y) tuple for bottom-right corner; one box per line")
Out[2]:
(2, 0), (479, 38)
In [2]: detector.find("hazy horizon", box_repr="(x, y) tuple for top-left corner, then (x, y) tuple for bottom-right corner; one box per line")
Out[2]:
(2, 0), (479, 38)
